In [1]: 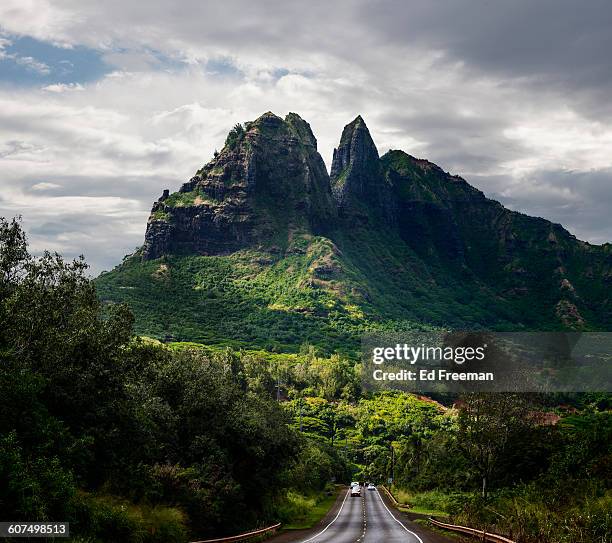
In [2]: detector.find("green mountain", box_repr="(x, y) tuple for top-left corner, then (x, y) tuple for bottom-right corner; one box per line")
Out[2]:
(96, 112), (611, 354)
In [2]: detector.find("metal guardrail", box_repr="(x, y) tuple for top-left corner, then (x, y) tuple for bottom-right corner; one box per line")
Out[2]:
(380, 485), (399, 506)
(428, 518), (516, 543)
(380, 485), (413, 511)
(190, 522), (281, 543)
(379, 487), (517, 542)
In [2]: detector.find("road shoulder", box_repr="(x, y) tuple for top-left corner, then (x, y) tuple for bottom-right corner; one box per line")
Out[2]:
(377, 489), (457, 543)
(267, 486), (346, 543)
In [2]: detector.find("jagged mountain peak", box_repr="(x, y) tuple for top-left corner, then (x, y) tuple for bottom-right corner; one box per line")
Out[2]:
(254, 110), (282, 123)
(141, 111), (335, 259)
(285, 112), (318, 148)
(347, 114), (366, 125)
(335, 115), (377, 154)
(330, 115), (394, 220)
(238, 111), (319, 149)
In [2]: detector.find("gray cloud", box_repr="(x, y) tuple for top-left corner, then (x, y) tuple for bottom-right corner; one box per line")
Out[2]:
(494, 169), (612, 245)
(22, 174), (172, 199)
(360, 1), (612, 116)
(0, 0), (611, 276)
(0, 202), (149, 274)
(468, 167), (612, 247)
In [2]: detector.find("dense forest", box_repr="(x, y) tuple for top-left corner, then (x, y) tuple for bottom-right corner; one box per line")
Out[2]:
(0, 218), (348, 540)
(1, 217), (610, 542)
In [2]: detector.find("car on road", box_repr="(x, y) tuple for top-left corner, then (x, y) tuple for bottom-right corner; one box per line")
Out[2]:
(367, 483), (376, 491)
(350, 481), (360, 488)
(350, 485), (361, 497)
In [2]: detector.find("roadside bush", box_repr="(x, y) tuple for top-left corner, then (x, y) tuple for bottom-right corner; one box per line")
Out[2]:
(73, 494), (187, 543)
(453, 487), (612, 543)
(275, 491), (316, 524)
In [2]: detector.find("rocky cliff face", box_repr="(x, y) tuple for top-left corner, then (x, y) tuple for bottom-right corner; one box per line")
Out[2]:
(330, 116), (395, 222)
(126, 112), (611, 332)
(142, 112), (335, 259)
(380, 149), (612, 328)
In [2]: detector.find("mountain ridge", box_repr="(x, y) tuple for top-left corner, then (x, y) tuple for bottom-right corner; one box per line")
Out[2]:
(96, 112), (611, 351)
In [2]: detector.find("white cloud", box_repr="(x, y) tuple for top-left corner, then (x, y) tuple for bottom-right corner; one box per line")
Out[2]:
(1, 32), (51, 73)
(0, 0), (78, 48)
(42, 82), (84, 92)
(14, 54), (51, 74)
(0, 33), (52, 75)
(0, 36), (12, 58)
(503, 110), (612, 174)
(31, 181), (61, 190)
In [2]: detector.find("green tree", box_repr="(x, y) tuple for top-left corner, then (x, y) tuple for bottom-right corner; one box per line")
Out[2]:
(457, 393), (532, 498)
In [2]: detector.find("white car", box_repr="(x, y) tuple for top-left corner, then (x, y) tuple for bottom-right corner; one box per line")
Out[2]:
(350, 481), (360, 488)
(351, 485), (361, 497)
(367, 483), (376, 491)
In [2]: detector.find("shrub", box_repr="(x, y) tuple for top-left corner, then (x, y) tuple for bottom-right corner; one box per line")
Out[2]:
(73, 494), (187, 543)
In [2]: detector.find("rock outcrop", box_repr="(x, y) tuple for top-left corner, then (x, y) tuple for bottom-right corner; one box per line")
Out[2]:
(330, 116), (395, 222)
(142, 112), (335, 259)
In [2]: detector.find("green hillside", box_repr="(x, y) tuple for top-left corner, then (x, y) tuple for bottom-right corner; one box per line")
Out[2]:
(96, 112), (611, 352)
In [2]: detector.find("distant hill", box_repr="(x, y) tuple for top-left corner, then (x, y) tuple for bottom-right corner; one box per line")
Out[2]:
(96, 112), (611, 354)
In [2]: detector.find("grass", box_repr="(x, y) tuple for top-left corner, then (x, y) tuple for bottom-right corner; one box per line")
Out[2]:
(452, 487), (612, 543)
(278, 487), (340, 530)
(151, 210), (170, 221)
(96, 239), (385, 356)
(390, 488), (458, 517)
(412, 518), (462, 539)
(164, 189), (218, 208)
(164, 190), (198, 207)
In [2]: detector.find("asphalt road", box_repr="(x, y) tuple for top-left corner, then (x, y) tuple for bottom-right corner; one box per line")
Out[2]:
(297, 488), (365, 543)
(363, 488), (423, 542)
(291, 487), (446, 543)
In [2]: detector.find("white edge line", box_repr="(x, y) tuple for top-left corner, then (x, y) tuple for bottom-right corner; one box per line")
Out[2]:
(375, 489), (424, 543)
(300, 488), (351, 543)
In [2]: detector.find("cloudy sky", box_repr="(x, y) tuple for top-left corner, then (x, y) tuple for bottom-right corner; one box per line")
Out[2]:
(1, 0), (612, 274)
